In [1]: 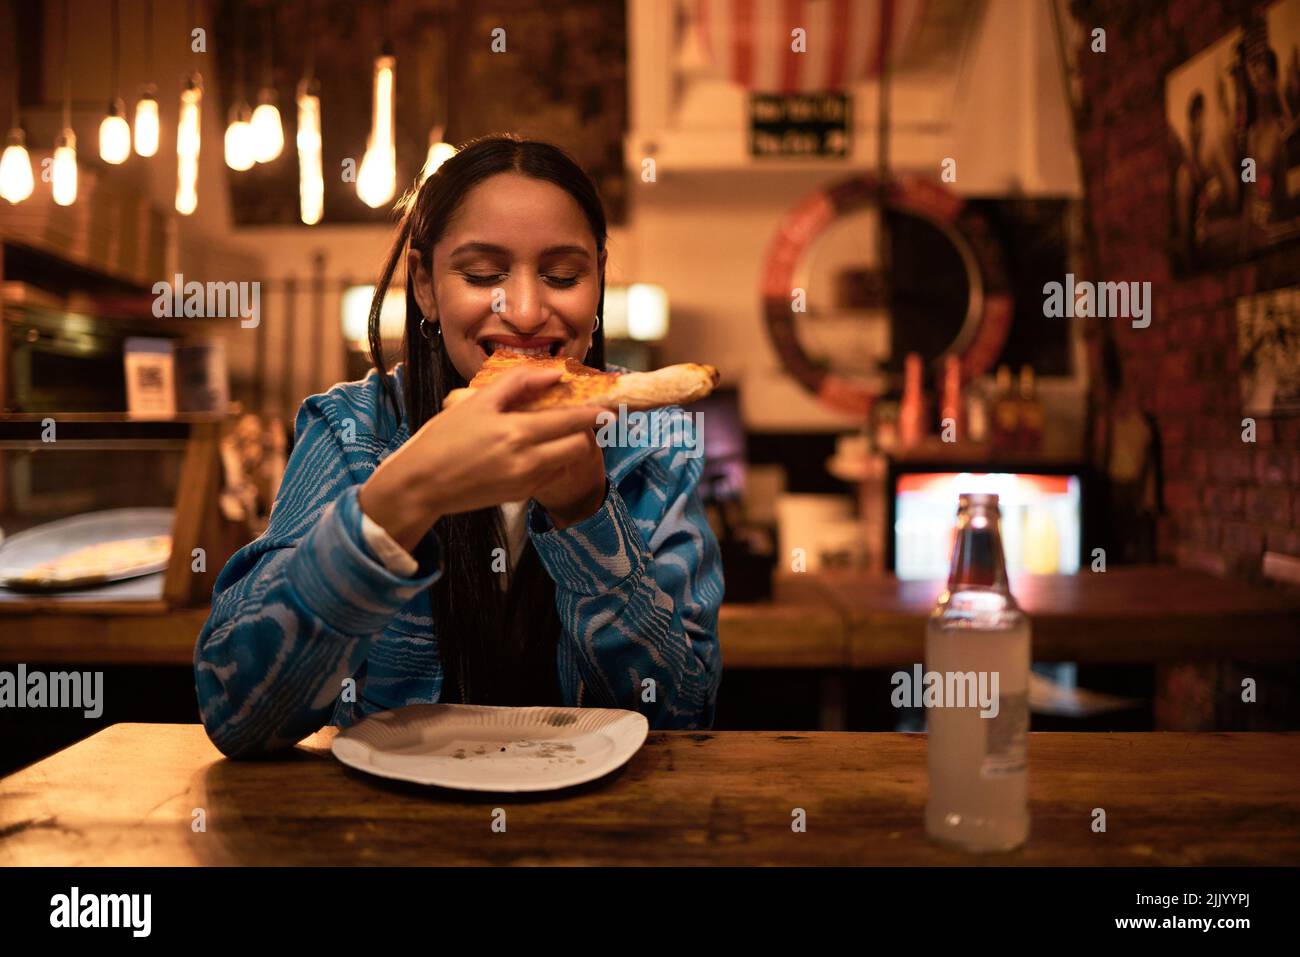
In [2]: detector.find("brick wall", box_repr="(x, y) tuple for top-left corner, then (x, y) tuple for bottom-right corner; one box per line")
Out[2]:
(1072, 0), (1300, 581)
(1070, 0), (1299, 730)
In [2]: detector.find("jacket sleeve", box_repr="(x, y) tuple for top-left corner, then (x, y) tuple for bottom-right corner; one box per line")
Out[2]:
(193, 391), (443, 759)
(526, 407), (724, 729)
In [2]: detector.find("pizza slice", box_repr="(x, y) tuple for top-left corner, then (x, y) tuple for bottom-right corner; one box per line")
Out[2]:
(15, 535), (172, 584)
(442, 351), (720, 412)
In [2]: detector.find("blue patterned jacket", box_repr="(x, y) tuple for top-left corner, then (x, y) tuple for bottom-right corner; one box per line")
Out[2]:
(193, 363), (724, 757)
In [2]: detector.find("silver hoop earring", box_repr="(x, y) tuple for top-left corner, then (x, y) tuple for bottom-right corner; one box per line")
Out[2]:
(592, 313), (601, 333)
(419, 316), (441, 341)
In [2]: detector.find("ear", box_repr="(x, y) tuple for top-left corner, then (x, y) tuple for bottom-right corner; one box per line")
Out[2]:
(407, 249), (436, 320)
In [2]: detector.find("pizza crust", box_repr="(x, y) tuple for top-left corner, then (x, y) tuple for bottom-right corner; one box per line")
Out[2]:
(606, 364), (720, 409)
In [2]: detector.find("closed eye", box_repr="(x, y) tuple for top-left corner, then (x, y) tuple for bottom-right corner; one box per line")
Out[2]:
(460, 272), (580, 288)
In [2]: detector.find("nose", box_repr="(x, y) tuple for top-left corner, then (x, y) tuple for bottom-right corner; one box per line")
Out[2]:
(501, 274), (549, 333)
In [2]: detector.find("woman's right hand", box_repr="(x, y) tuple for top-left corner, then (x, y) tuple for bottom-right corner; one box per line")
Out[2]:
(358, 365), (608, 552)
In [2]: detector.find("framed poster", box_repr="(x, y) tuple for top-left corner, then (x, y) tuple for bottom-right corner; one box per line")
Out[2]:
(1237, 285), (1300, 417)
(1165, 0), (1300, 274)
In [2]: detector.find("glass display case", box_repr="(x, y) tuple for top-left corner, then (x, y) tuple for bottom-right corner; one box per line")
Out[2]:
(0, 415), (235, 610)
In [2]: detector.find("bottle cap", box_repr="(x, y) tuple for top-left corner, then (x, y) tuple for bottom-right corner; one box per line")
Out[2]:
(958, 492), (999, 509)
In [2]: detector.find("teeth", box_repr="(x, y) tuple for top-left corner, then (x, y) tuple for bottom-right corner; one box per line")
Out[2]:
(490, 344), (553, 357)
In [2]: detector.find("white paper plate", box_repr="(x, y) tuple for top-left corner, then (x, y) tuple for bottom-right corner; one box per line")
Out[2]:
(331, 703), (649, 792)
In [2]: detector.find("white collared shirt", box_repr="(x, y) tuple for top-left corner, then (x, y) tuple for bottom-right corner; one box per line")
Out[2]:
(360, 501), (528, 589)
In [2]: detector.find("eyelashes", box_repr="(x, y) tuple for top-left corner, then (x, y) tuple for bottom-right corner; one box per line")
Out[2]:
(461, 272), (579, 288)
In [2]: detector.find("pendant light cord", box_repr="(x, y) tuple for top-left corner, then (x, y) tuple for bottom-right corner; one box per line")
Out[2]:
(233, 0), (245, 103)
(110, 0), (121, 101)
(261, 2), (273, 88)
(144, 0), (154, 82)
(61, 0), (70, 129)
(9, 0), (19, 128)
(185, 0), (200, 86)
(435, 10), (448, 135)
(303, 0), (315, 83)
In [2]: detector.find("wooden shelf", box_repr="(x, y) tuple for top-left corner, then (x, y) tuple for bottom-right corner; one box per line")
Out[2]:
(0, 606), (208, 665)
(0, 411), (229, 423)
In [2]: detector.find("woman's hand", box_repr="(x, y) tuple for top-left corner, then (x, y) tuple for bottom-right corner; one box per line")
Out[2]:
(529, 425), (608, 529)
(358, 365), (607, 552)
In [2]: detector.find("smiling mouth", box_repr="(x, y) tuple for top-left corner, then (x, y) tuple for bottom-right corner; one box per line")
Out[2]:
(478, 337), (565, 358)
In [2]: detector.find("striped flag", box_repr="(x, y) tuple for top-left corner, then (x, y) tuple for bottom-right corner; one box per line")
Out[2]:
(693, 0), (926, 93)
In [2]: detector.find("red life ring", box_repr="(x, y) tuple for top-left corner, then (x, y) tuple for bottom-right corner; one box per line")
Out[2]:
(761, 173), (1014, 417)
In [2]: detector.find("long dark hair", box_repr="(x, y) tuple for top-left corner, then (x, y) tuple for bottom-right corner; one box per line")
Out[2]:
(366, 133), (608, 706)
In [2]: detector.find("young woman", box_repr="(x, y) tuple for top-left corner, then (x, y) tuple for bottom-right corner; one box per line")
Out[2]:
(195, 135), (724, 758)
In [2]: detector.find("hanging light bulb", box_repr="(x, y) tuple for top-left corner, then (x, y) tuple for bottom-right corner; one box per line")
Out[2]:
(52, 129), (77, 206)
(98, 0), (130, 164)
(225, 101), (255, 171)
(1, 0), (34, 203)
(251, 89), (283, 162)
(296, 77), (323, 225)
(133, 86), (159, 157)
(0, 128), (34, 204)
(53, 0), (75, 205)
(222, 1), (257, 173)
(135, 0), (158, 156)
(175, 73), (202, 215)
(99, 98), (131, 164)
(420, 130), (456, 183)
(249, 4), (283, 164)
(356, 140), (395, 208)
(356, 49), (396, 208)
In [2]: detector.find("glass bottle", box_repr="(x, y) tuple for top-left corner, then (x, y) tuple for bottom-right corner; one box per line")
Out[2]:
(991, 364), (1018, 452)
(898, 352), (928, 448)
(924, 493), (1030, 852)
(1017, 365), (1044, 452)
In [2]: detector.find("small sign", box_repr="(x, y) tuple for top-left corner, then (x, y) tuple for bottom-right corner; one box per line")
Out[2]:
(750, 92), (850, 158)
(123, 337), (176, 417)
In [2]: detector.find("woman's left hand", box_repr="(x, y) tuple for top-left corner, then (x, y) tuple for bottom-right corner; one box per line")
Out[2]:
(530, 427), (608, 530)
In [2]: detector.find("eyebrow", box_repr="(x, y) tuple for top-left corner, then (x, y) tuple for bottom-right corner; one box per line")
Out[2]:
(448, 241), (591, 260)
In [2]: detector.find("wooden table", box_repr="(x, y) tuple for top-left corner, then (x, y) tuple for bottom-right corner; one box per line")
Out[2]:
(2, 723), (1296, 865)
(721, 564), (1300, 669)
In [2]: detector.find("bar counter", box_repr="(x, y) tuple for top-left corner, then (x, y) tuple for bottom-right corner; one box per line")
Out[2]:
(2, 565), (1294, 670)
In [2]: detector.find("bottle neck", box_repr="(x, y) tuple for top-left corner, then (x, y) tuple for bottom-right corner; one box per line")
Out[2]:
(947, 505), (1010, 592)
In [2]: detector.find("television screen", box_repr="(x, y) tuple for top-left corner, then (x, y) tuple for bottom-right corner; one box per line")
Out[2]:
(694, 388), (746, 504)
(894, 472), (1082, 580)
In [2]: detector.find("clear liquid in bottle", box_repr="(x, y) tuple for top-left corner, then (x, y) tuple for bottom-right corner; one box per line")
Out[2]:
(924, 492), (1030, 852)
